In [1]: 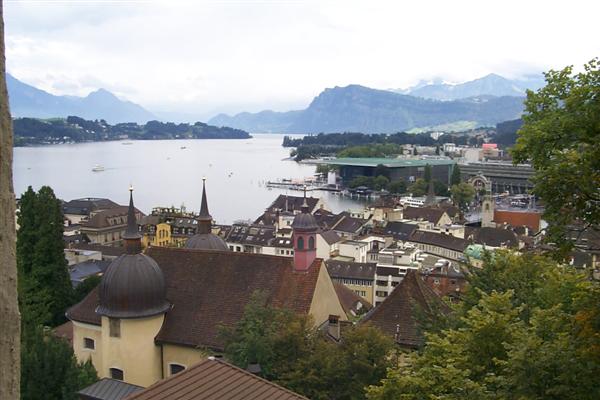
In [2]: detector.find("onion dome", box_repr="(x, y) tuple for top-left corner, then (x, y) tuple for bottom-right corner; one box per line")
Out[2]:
(291, 187), (319, 232)
(97, 187), (170, 319)
(185, 178), (229, 251)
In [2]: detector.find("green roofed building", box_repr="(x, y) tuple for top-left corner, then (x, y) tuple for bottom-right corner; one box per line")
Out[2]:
(317, 157), (456, 184)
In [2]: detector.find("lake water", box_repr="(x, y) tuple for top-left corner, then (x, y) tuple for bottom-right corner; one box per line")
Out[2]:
(13, 134), (365, 224)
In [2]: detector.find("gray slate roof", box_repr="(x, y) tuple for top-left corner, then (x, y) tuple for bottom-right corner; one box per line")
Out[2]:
(326, 259), (376, 280)
(78, 378), (143, 400)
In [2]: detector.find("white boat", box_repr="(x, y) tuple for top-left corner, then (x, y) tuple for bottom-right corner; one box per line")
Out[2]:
(121, 141), (133, 145)
(92, 164), (105, 172)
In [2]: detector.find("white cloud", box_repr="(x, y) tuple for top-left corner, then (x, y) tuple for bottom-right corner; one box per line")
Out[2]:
(5, 0), (600, 118)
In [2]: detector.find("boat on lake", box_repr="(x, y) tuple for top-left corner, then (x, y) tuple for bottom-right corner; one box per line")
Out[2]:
(92, 164), (105, 172)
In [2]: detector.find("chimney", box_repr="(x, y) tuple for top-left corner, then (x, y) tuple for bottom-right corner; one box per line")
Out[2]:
(327, 315), (340, 340)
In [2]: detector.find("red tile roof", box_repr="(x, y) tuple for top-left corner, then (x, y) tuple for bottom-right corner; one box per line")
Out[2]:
(67, 248), (323, 351)
(494, 209), (541, 232)
(126, 358), (307, 400)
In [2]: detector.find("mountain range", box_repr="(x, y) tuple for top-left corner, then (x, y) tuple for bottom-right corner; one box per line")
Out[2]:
(401, 73), (545, 100)
(209, 84), (526, 134)
(7, 74), (156, 124)
(8, 72), (539, 132)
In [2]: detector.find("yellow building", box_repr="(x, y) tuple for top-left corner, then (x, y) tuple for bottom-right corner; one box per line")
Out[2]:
(67, 185), (346, 388)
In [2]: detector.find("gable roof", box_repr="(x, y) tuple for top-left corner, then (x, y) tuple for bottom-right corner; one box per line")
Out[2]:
(362, 271), (450, 348)
(408, 230), (469, 253)
(81, 206), (144, 230)
(471, 227), (519, 248)
(79, 378), (143, 400)
(313, 210), (346, 230)
(224, 224), (276, 246)
(332, 282), (372, 317)
(63, 197), (120, 216)
(319, 230), (342, 245)
(68, 248), (324, 351)
(126, 358), (307, 400)
(332, 215), (368, 234)
(326, 259), (376, 280)
(269, 195), (320, 214)
(382, 221), (418, 241)
(403, 207), (447, 224)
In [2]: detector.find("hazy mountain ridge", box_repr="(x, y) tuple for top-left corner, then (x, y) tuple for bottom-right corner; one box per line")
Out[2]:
(209, 84), (525, 134)
(7, 74), (156, 124)
(404, 73), (545, 100)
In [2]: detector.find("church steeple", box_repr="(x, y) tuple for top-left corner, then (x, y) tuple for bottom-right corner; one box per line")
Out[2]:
(197, 177), (212, 234)
(123, 186), (142, 254)
(291, 186), (319, 272)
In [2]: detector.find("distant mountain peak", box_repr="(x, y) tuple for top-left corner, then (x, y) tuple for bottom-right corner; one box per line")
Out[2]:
(7, 75), (156, 123)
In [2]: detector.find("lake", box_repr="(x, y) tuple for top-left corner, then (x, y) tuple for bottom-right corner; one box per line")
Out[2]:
(13, 134), (366, 224)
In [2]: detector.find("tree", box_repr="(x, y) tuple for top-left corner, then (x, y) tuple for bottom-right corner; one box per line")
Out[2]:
(367, 252), (600, 400)
(388, 179), (407, 194)
(373, 175), (390, 191)
(0, 1), (20, 396)
(450, 164), (462, 186)
(408, 178), (427, 197)
(349, 175), (374, 189)
(18, 186), (73, 327)
(221, 292), (395, 399)
(512, 58), (600, 252)
(412, 147), (418, 155)
(21, 327), (97, 400)
(423, 164), (432, 183)
(435, 145), (440, 155)
(220, 291), (313, 381)
(72, 275), (101, 305)
(451, 182), (475, 212)
(281, 324), (394, 400)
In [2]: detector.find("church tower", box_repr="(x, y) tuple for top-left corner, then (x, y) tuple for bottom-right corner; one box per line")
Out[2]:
(481, 178), (495, 228)
(291, 188), (318, 272)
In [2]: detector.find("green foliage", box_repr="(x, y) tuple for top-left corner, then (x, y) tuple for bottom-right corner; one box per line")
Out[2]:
(450, 164), (462, 186)
(220, 291), (314, 381)
(17, 186), (73, 327)
(408, 178), (447, 197)
(367, 252), (600, 400)
(337, 143), (403, 158)
(388, 179), (407, 194)
(21, 327), (97, 400)
(221, 291), (395, 399)
(349, 176), (374, 189)
(450, 182), (476, 212)
(423, 164), (432, 183)
(72, 275), (102, 305)
(281, 325), (394, 400)
(316, 163), (338, 175)
(408, 179), (427, 197)
(13, 116), (251, 146)
(373, 175), (390, 191)
(511, 58), (600, 252)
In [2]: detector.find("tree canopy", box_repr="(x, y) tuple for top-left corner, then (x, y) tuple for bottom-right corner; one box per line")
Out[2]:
(512, 58), (600, 252)
(367, 251), (600, 400)
(220, 291), (395, 400)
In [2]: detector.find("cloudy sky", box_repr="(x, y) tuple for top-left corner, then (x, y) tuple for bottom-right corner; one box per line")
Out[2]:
(5, 0), (600, 119)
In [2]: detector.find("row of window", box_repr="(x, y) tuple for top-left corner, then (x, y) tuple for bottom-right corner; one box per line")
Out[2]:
(82, 337), (185, 380)
(336, 278), (372, 287)
(108, 364), (185, 381)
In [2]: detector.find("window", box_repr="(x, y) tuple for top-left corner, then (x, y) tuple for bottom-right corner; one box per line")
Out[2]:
(308, 236), (315, 250)
(83, 337), (95, 350)
(297, 237), (304, 250)
(110, 368), (124, 381)
(169, 364), (186, 375)
(109, 318), (120, 338)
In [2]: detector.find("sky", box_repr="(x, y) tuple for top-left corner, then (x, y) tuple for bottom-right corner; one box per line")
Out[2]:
(5, 0), (600, 119)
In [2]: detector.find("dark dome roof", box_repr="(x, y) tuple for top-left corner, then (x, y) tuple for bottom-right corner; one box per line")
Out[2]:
(97, 253), (170, 319)
(291, 212), (319, 232)
(184, 233), (230, 251)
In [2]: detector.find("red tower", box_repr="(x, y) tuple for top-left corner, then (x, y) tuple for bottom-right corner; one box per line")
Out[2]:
(291, 189), (319, 272)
